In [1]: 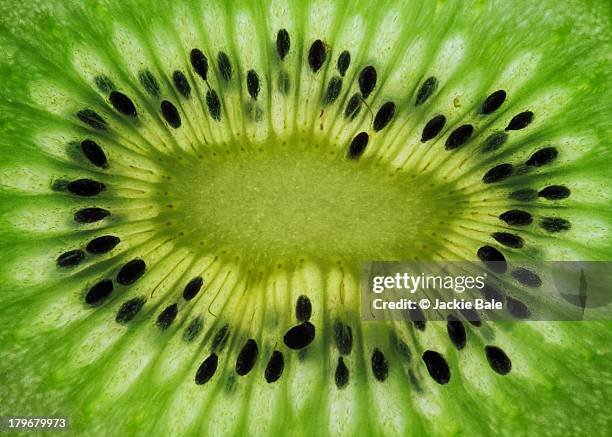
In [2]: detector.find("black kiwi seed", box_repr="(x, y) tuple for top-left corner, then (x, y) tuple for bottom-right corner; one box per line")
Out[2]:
(422, 350), (451, 384)
(86, 235), (120, 254)
(540, 217), (571, 232)
(109, 91), (137, 117)
(195, 353), (218, 385)
(509, 188), (538, 201)
(390, 333), (412, 361)
(358, 66), (377, 98)
(138, 70), (160, 96)
(264, 351), (284, 383)
(276, 29), (290, 61)
(415, 76), (438, 106)
(235, 339), (259, 376)
(183, 276), (203, 301)
(172, 70), (191, 98)
(526, 147), (558, 167)
(116, 259), (146, 285)
(67, 179), (105, 197)
(480, 90), (507, 114)
(506, 297), (531, 319)
(482, 132), (508, 152)
(482, 163), (514, 184)
(344, 93), (362, 119)
(94, 75), (115, 93)
(492, 232), (524, 248)
(77, 109), (107, 130)
(505, 111), (533, 131)
(347, 132), (369, 160)
(217, 51), (232, 82)
(499, 209), (533, 226)
(420, 115), (446, 142)
(484, 345), (511, 375)
(74, 207), (110, 223)
(206, 90), (222, 121)
(116, 296), (146, 324)
(283, 322), (315, 349)
(539, 185), (570, 200)
(333, 321), (353, 355)
(445, 124), (474, 150)
(446, 315), (467, 350)
(373, 102), (395, 131)
(57, 249), (85, 268)
(407, 305), (426, 331)
(295, 295), (312, 322)
(323, 76), (343, 105)
(183, 317), (203, 342)
(308, 39), (326, 73)
(190, 49), (209, 81)
(481, 283), (505, 302)
(211, 324), (230, 351)
(85, 279), (113, 306)
(511, 268), (542, 288)
(80, 139), (108, 168)
(477, 245), (507, 273)
(337, 50), (350, 76)
(156, 303), (178, 329)
(246, 70), (260, 100)
(459, 307), (482, 327)
(335, 357), (349, 388)
(371, 349), (389, 382)
(160, 100), (181, 128)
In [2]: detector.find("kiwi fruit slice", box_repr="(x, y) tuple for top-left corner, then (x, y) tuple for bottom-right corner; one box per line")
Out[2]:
(0, 0), (611, 435)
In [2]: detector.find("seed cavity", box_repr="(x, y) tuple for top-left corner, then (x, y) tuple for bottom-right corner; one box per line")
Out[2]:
(323, 76), (343, 105)
(526, 147), (558, 167)
(344, 93), (362, 119)
(74, 207), (110, 223)
(77, 109), (107, 130)
(283, 322), (315, 350)
(264, 351), (284, 383)
(422, 350), (451, 384)
(505, 111), (533, 131)
(206, 90), (222, 121)
(116, 259), (146, 285)
(445, 124), (474, 150)
(477, 245), (507, 273)
(246, 70), (260, 100)
(371, 349), (389, 382)
(358, 66), (377, 98)
(334, 321), (353, 355)
(172, 70), (191, 98)
(86, 235), (120, 254)
(157, 303), (178, 329)
(347, 132), (369, 160)
(540, 217), (571, 232)
(183, 317), (203, 342)
(421, 115), (446, 142)
(276, 29), (290, 60)
(482, 132), (508, 152)
(211, 324), (230, 351)
(481, 90), (506, 114)
(161, 100), (181, 128)
(116, 296), (146, 324)
(85, 279), (113, 306)
(57, 249), (85, 268)
(506, 297), (530, 319)
(492, 232), (524, 248)
(483, 163), (514, 184)
(373, 102), (395, 131)
(459, 307), (482, 327)
(415, 76), (438, 106)
(139, 70), (160, 96)
(94, 75), (114, 93)
(511, 268), (542, 288)
(337, 51), (350, 76)
(183, 276), (203, 301)
(408, 306), (426, 331)
(80, 139), (108, 168)
(510, 189), (537, 202)
(539, 185), (570, 200)
(446, 315), (467, 350)
(236, 339), (259, 376)
(390, 333), (412, 361)
(67, 179), (105, 197)
(335, 357), (349, 388)
(277, 70), (291, 95)
(109, 91), (137, 117)
(195, 353), (218, 384)
(500, 210), (533, 226)
(485, 346), (511, 375)
(308, 39), (326, 73)
(295, 295), (312, 322)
